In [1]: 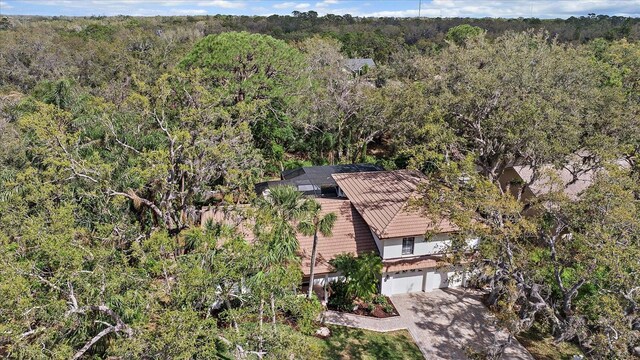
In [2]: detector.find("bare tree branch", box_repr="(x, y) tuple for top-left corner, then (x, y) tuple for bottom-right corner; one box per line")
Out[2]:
(107, 119), (141, 154)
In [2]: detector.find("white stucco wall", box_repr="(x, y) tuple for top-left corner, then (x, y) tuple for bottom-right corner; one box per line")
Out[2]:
(380, 272), (395, 295)
(380, 234), (479, 260)
(310, 273), (343, 286)
(370, 230), (384, 256)
(381, 234), (451, 259)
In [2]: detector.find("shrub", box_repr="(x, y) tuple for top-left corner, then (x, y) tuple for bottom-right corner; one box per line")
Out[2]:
(373, 295), (388, 305)
(329, 252), (382, 302)
(327, 280), (353, 312)
(285, 296), (322, 335)
(365, 302), (375, 314)
(382, 303), (395, 315)
(445, 24), (484, 45)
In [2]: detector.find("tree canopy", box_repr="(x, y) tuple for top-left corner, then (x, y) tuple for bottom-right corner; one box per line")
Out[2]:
(1, 16), (639, 359)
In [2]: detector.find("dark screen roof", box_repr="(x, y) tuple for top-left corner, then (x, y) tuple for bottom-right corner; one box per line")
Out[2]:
(256, 164), (383, 197)
(282, 164), (382, 181)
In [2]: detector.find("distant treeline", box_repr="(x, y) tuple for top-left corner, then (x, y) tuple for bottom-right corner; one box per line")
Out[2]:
(1, 13), (638, 64)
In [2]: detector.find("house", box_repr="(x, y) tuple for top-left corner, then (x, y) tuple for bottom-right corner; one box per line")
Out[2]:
(254, 164), (382, 198)
(332, 170), (477, 295)
(342, 58), (376, 75)
(200, 198), (378, 300)
(499, 155), (631, 201)
(205, 168), (476, 297)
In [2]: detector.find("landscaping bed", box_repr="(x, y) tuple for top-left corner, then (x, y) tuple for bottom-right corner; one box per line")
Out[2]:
(328, 293), (399, 318)
(350, 296), (399, 318)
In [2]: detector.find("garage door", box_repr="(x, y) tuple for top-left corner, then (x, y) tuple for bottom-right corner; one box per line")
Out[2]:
(391, 270), (424, 294)
(425, 268), (464, 291)
(425, 270), (448, 291)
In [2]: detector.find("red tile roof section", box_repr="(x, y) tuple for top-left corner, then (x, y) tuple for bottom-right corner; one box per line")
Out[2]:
(382, 256), (439, 272)
(382, 255), (469, 272)
(298, 198), (378, 276)
(201, 200), (378, 276)
(333, 170), (457, 239)
(201, 205), (255, 241)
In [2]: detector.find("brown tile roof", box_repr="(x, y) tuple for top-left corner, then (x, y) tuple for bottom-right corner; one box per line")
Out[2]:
(512, 161), (630, 200)
(511, 165), (594, 200)
(509, 152), (631, 200)
(201, 200), (378, 276)
(201, 206), (255, 242)
(382, 255), (471, 272)
(382, 256), (439, 272)
(298, 198), (378, 276)
(333, 170), (457, 239)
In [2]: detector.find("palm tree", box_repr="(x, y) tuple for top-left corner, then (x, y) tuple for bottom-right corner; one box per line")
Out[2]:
(254, 185), (313, 328)
(298, 200), (337, 298)
(256, 185), (311, 263)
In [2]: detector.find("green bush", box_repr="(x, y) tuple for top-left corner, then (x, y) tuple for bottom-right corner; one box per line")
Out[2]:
(365, 302), (375, 314)
(327, 281), (353, 312)
(445, 24), (484, 45)
(285, 296), (323, 335)
(329, 252), (382, 302)
(382, 303), (395, 314)
(79, 23), (116, 41)
(373, 295), (388, 305)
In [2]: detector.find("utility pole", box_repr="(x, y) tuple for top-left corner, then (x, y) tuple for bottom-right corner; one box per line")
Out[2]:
(418, 0), (421, 18)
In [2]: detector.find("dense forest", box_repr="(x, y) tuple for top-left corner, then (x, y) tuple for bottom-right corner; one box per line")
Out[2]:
(0, 13), (639, 359)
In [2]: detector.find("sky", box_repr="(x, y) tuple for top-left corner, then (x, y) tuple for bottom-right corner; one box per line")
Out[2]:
(1, 0), (639, 18)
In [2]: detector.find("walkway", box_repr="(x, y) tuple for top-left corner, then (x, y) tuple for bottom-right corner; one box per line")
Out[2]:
(323, 310), (405, 332)
(323, 288), (533, 360)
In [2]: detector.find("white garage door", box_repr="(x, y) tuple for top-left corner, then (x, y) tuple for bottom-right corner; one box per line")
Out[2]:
(447, 270), (464, 287)
(391, 270), (424, 294)
(425, 268), (464, 291)
(425, 270), (448, 291)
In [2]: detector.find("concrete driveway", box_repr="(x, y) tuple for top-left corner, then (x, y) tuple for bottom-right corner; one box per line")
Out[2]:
(390, 288), (533, 360)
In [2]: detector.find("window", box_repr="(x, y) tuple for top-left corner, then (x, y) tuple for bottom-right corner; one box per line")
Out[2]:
(402, 237), (415, 255)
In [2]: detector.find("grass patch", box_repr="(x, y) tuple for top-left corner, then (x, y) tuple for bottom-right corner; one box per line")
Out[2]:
(516, 325), (583, 360)
(320, 325), (423, 360)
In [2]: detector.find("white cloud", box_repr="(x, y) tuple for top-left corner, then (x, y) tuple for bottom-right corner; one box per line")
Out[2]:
(159, 1), (192, 6)
(273, 2), (296, 9)
(273, 1), (310, 10)
(173, 8), (208, 14)
(0, 1), (13, 9)
(315, 0), (338, 6)
(359, 0), (640, 18)
(362, 9), (420, 17)
(196, 0), (245, 9)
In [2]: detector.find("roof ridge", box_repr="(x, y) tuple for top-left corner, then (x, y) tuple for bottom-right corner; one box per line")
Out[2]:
(378, 171), (417, 237)
(332, 169), (426, 238)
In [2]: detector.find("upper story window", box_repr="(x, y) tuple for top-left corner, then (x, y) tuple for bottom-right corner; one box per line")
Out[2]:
(402, 237), (415, 255)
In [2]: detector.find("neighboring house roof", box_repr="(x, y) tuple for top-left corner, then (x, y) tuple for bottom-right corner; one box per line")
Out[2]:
(298, 198), (378, 276)
(510, 157), (630, 200)
(343, 58), (376, 73)
(333, 170), (457, 239)
(511, 165), (593, 200)
(200, 199), (378, 276)
(255, 163), (383, 197)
